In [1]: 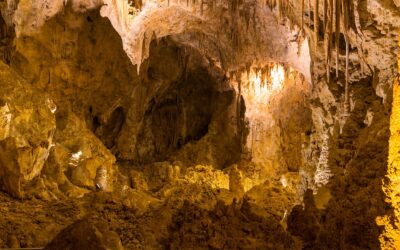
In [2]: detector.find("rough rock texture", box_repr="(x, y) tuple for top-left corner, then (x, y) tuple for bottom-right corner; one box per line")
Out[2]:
(0, 0), (398, 249)
(287, 1), (399, 249)
(379, 34), (400, 249)
(44, 219), (124, 250)
(165, 200), (296, 250)
(0, 163), (300, 249)
(0, 62), (56, 198)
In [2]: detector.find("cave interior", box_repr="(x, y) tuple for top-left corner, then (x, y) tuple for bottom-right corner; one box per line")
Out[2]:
(0, 0), (399, 249)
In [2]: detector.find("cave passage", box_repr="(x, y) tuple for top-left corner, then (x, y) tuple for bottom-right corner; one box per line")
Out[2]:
(104, 39), (247, 168)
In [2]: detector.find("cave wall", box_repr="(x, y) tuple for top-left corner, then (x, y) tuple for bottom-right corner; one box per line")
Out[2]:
(0, 62), (56, 198)
(0, 5), (252, 199)
(283, 0), (399, 248)
(10, 6), (137, 124)
(0, 4), (251, 198)
(0, 6), (140, 198)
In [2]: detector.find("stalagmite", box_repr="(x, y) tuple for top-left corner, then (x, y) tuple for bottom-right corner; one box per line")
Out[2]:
(379, 32), (400, 250)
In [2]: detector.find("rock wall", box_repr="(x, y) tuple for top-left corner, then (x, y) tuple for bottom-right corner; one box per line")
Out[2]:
(282, 0), (399, 249)
(0, 62), (56, 197)
(0, 7), (132, 198)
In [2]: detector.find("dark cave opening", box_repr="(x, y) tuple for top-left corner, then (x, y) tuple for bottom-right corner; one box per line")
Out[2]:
(135, 42), (242, 165)
(95, 107), (126, 150)
(145, 69), (215, 154)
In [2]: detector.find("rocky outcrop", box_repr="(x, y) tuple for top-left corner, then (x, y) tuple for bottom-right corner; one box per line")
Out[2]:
(44, 218), (124, 250)
(165, 200), (296, 250)
(0, 60), (118, 199)
(0, 62), (56, 198)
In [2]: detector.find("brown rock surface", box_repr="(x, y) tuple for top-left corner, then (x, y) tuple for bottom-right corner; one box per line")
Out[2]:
(44, 219), (124, 250)
(0, 62), (56, 198)
(0, 0), (398, 249)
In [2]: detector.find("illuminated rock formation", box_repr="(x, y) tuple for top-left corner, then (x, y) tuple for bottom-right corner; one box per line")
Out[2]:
(0, 0), (398, 249)
(0, 62), (56, 198)
(378, 33), (400, 250)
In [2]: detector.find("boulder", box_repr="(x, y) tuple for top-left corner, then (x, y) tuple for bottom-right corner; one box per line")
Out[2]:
(44, 219), (124, 250)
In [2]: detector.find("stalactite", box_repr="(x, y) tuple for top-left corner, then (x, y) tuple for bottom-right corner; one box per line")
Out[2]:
(335, 0), (341, 78)
(237, 77), (242, 137)
(343, 0), (350, 115)
(246, 63), (251, 78)
(271, 0), (276, 9)
(301, 0), (304, 31)
(261, 68), (267, 87)
(245, 9), (251, 30)
(231, 0), (238, 13)
(344, 37), (349, 114)
(314, 0), (319, 47)
(209, 0), (214, 11)
(307, 0), (311, 27)
(323, 0), (327, 33)
(200, 0), (204, 15)
(252, 7), (257, 31)
(324, 0), (333, 83)
(277, 0), (281, 20)
(139, 31), (147, 73)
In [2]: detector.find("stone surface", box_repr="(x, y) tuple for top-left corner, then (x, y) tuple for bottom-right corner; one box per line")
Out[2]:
(0, 0), (398, 249)
(0, 62), (56, 198)
(44, 219), (124, 250)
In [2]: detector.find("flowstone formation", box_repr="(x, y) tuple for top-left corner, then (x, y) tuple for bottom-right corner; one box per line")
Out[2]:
(0, 0), (399, 249)
(379, 33), (400, 250)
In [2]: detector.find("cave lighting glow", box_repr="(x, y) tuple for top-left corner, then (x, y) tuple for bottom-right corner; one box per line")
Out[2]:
(378, 33), (400, 249)
(242, 64), (285, 105)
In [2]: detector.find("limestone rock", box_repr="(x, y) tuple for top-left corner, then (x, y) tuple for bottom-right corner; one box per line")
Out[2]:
(129, 170), (148, 191)
(46, 110), (117, 194)
(44, 219), (124, 250)
(0, 62), (56, 197)
(228, 165), (244, 198)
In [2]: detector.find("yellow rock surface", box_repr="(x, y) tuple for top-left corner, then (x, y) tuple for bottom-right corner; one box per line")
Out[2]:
(379, 33), (400, 249)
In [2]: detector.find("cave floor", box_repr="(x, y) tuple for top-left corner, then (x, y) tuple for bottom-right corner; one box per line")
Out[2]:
(0, 163), (300, 250)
